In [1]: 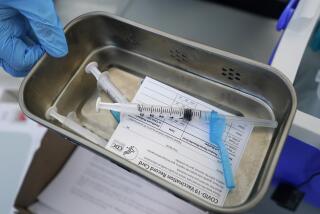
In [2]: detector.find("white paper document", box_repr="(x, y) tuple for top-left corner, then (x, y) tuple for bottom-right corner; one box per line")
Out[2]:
(107, 77), (253, 206)
(37, 148), (204, 214)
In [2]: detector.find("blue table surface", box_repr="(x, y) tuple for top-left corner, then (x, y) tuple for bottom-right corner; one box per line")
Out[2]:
(273, 136), (320, 208)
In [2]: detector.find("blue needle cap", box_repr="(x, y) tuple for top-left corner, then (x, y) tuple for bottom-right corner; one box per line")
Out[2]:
(210, 111), (235, 190)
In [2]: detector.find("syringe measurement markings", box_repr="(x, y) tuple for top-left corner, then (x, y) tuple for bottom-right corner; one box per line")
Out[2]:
(136, 104), (236, 135)
(144, 84), (230, 117)
(128, 99), (248, 132)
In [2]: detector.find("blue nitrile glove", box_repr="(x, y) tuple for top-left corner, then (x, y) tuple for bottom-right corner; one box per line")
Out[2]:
(0, 0), (68, 77)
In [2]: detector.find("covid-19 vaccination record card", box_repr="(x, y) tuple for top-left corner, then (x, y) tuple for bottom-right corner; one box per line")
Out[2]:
(106, 77), (253, 206)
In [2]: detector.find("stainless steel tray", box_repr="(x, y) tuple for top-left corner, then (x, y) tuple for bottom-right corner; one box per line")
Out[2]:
(19, 12), (296, 213)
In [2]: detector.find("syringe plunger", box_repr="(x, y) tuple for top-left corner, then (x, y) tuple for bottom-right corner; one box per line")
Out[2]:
(85, 62), (128, 104)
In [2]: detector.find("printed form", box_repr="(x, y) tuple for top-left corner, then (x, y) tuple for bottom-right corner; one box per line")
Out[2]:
(107, 77), (253, 206)
(36, 148), (203, 214)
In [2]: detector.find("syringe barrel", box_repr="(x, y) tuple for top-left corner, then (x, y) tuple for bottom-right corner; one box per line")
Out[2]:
(98, 72), (128, 103)
(85, 62), (101, 80)
(48, 107), (108, 146)
(63, 115), (107, 146)
(223, 115), (278, 128)
(97, 101), (138, 114)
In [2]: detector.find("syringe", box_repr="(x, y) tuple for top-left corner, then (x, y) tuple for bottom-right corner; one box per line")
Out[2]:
(46, 106), (108, 146)
(86, 62), (128, 123)
(85, 62), (128, 104)
(96, 97), (278, 128)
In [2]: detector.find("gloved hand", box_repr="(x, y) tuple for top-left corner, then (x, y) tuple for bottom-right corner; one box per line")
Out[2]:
(0, 0), (68, 77)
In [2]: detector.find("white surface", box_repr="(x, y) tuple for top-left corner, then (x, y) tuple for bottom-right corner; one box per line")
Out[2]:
(289, 111), (320, 148)
(272, 0), (320, 82)
(0, 68), (22, 92)
(0, 103), (47, 214)
(37, 148), (204, 214)
(272, 0), (320, 149)
(0, 131), (34, 214)
(107, 77), (253, 206)
(55, 0), (130, 25)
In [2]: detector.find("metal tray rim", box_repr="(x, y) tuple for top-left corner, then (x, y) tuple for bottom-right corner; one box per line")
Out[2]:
(19, 12), (297, 213)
